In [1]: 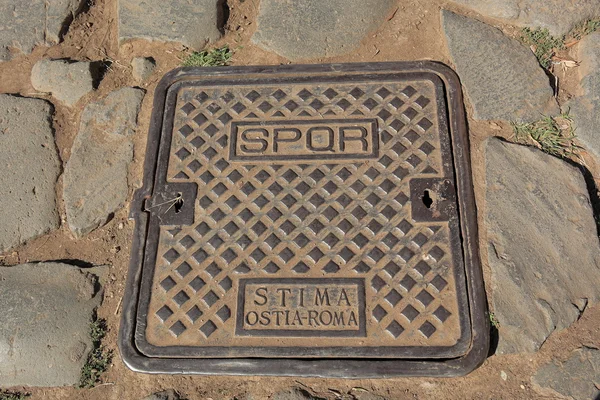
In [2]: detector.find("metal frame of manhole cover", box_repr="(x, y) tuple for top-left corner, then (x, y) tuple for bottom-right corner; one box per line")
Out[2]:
(119, 62), (489, 377)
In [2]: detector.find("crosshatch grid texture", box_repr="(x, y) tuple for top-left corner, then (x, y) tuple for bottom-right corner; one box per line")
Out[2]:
(133, 70), (473, 360)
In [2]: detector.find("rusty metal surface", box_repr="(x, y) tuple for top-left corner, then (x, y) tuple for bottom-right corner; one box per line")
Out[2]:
(119, 62), (489, 376)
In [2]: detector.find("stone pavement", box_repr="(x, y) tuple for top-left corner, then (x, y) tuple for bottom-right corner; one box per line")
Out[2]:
(442, 10), (559, 121)
(64, 87), (145, 237)
(485, 138), (600, 354)
(448, 0), (600, 37)
(0, 0), (84, 60)
(0, 262), (104, 386)
(0, 95), (60, 253)
(118, 0), (223, 48)
(252, 0), (396, 60)
(533, 347), (600, 399)
(0, 0), (599, 398)
(31, 59), (95, 106)
(569, 31), (600, 159)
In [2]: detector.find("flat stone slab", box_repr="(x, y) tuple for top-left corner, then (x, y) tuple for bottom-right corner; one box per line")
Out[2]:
(132, 57), (156, 82)
(272, 389), (322, 400)
(485, 138), (600, 354)
(0, 95), (60, 253)
(0, 0), (83, 60)
(31, 59), (95, 106)
(140, 390), (182, 400)
(252, 0), (395, 60)
(533, 347), (600, 400)
(448, 0), (600, 37)
(568, 32), (600, 159)
(442, 10), (558, 122)
(64, 87), (145, 237)
(0, 262), (103, 386)
(118, 0), (222, 49)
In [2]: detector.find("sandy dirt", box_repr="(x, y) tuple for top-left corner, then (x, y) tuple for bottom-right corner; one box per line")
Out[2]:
(0, 0), (598, 398)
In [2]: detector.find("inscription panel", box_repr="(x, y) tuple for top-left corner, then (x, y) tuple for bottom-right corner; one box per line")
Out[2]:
(237, 278), (366, 336)
(230, 119), (378, 161)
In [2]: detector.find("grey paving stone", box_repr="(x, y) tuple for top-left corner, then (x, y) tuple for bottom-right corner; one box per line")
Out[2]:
(0, 95), (60, 253)
(485, 138), (600, 354)
(353, 392), (386, 400)
(0, 262), (104, 386)
(64, 87), (145, 237)
(252, 0), (395, 60)
(449, 0), (520, 19)
(31, 59), (95, 106)
(140, 389), (182, 400)
(567, 32), (600, 159)
(118, 0), (222, 49)
(442, 10), (559, 122)
(0, 0), (83, 61)
(448, 0), (600, 37)
(131, 57), (156, 82)
(533, 347), (600, 400)
(272, 388), (322, 400)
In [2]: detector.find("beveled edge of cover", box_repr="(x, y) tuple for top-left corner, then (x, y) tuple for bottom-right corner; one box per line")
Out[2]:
(118, 61), (490, 378)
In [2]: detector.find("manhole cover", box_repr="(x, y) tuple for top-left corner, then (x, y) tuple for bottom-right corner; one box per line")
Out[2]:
(119, 62), (489, 377)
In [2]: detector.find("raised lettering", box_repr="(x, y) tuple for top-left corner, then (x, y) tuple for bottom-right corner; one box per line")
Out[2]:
(332, 311), (345, 326)
(276, 288), (291, 306)
(340, 126), (368, 151)
(273, 128), (301, 152)
(306, 127), (334, 152)
(245, 311), (259, 326)
(308, 310), (319, 327)
(259, 310), (271, 326)
(315, 288), (331, 306)
(319, 310), (332, 325)
(240, 128), (268, 153)
(291, 310), (303, 326)
(337, 288), (350, 306)
(273, 310), (284, 326)
(254, 287), (268, 306)
(348, 311), (358, 326)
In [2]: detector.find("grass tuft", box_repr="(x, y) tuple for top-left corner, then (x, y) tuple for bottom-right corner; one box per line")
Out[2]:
(512, 112), (581, 158)
(489, 312), (500, 329)
(79, 318), (113, 389)
(181, 46), (232, 67)
(0, 391), (30, 400)
(569, 17), (600, 40)
(520, 27), (565, 69)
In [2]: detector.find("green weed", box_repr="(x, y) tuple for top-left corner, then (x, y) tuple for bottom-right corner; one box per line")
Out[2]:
(489, 312), (500, 329)
(520, 27), (564, 69)
(0, 391), (30, 400)
(512, 112), (581, 159)
(569, 17), (600, 40)
(181, 46), (232, 67)
(79, 318), (113, 389)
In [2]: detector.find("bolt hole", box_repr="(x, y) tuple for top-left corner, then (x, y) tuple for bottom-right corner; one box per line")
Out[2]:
(174, 193), (184, 213)
(423, 190), (434, 209)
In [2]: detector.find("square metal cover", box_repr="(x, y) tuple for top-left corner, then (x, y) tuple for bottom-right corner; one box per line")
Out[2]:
(119, 62), (489, 377)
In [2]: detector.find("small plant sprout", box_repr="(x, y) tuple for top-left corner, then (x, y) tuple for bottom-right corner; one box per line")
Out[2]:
(569, 17), (600, 41)
(489, 312), (500, 329)
(520, 27), (565, 69)
(512, 112), (581, 159)
(79, 318), (113, 388)
(181, 46), (232, 67)
(0, 391), (30, 400)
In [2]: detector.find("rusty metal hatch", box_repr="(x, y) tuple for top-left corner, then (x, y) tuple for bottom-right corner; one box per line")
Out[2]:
(119, 62), (489, 377)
